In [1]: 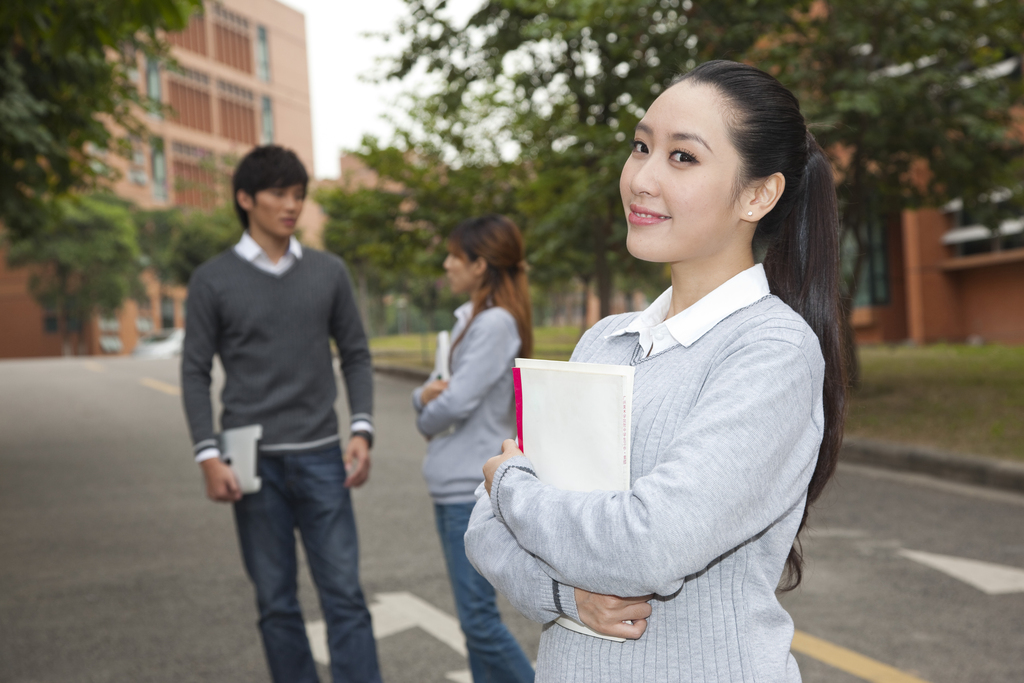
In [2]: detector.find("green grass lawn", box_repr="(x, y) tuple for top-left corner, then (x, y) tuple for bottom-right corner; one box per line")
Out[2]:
(848, 344), (1024, 461)
(369, 325), (580, 368)
(371, 329), (1024, 461)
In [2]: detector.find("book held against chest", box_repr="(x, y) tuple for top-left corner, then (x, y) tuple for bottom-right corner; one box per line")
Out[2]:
(430, 330), (451, 382)
(512, 358), (634, 641)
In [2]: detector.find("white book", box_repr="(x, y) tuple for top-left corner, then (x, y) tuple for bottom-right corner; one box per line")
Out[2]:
(430, 331), (451, 382)
(220, 424), (263, 494)
(512, 357), (633, 642)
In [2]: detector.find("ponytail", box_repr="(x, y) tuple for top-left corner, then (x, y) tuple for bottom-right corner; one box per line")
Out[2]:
(762, 133), (847, 590)
(679, 61), (847, 590)
(449, 214), (534, 359)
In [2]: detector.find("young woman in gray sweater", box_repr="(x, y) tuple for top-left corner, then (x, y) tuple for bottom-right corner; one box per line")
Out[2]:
(465, 61), (846, 682)
(412, 215), (536, 683)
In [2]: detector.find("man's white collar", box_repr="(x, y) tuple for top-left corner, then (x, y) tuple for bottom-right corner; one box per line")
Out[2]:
(606, 264), (771, 351)
(236, 231), (303, 263)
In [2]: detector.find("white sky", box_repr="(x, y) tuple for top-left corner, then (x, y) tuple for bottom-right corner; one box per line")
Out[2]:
(280, 0), (480, 179)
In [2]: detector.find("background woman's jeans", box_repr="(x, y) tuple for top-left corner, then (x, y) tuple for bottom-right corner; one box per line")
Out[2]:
(234, 446), (381, 683)
(435, 502), (535, 683)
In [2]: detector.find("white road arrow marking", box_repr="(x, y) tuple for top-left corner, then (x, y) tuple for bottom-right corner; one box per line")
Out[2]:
(899, 549), (1024, 595)
(305, 620), (329, 666)
(305, 591), (467, 666)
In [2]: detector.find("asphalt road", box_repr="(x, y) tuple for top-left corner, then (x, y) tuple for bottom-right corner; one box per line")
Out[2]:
(0, 356), (1021, 683)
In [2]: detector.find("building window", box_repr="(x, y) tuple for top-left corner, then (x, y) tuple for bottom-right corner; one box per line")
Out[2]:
(146, 58), (162, 102)
(172, 141), (216, 207)
(852, 212), (890, 307)
(256, 26), (271, 82)
(151, 138), (168, 202)
(128, 137), (147, 186)
(217, 80), (257, 144)
(167, 14), (208, 55)
(942, 193), (1024, 256)
(168, 69), (213, 133)
(43, 312), (59, 334)
(260, 96), (274, 144)
(161, 296), (176, 330)
(213, 5), (253, 74)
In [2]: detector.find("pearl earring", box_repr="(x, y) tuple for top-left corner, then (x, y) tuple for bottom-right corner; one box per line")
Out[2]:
(747, 211), (753, 216)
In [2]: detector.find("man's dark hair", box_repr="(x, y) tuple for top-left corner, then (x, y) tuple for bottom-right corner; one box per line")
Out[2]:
(231, 145), (310, 228)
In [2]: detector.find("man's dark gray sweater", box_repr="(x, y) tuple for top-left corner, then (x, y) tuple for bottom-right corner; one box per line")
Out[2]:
(181, 247), (373, 456)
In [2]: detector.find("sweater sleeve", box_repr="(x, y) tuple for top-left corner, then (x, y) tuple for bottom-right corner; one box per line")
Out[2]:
(180, 276), (220, 456)
(490, 335), (824, 597)
(329, 260), (374, 428)
(465, 486), (581, 625)
(415, 308), (520, 437)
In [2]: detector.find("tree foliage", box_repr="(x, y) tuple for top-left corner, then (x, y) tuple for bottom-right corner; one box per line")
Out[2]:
(385, 0), (799, 315)
(0, 0), (201, 238)
(318, 136), (527, 333)
(751, 0), (1024, 300)
(378, 0), (1023, 325)
(6, 194), (141, 353)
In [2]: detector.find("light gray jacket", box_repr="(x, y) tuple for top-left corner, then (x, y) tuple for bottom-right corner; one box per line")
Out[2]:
(465, 296), (825, 682)
(414, 303), (521, 505)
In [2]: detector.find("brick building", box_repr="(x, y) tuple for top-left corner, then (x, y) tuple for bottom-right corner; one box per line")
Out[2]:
(852, 202), (1024, 346)
(0, 0), (321, 358)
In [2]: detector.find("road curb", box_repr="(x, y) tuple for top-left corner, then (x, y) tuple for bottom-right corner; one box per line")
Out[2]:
(374, 364), (431, 383)
(373, 364), (1024, 495)
(841, 436), (1024, 494)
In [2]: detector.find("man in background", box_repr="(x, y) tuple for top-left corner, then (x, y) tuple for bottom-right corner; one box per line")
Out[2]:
(180, 145), (381, 682)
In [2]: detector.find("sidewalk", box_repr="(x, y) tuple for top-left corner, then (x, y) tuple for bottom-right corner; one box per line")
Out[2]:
(840, 436), (1024, 494)
(373, 364), (1024, 495)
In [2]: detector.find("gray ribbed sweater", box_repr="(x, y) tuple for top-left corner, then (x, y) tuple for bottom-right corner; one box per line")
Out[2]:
(413, 304), (521, 504)
(464, 296), (824, 682)
(180, 248), (373, 456)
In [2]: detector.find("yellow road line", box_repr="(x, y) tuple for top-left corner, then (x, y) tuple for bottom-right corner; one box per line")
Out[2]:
(140, 377), (181, 396)
(83, 361), (105, 373)
(793, 630), (931, 683)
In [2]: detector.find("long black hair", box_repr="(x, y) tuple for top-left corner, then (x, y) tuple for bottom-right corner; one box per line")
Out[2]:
(675, 60), (846, 590)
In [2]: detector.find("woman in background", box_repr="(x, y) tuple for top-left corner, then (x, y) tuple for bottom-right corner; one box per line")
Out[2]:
(413, 214), (535, 683)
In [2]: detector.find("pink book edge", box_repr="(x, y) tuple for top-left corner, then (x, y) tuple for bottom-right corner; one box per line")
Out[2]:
(512, 367), (524, 453)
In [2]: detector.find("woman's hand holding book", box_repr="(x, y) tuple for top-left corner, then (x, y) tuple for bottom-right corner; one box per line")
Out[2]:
(574, 589), (653, 640)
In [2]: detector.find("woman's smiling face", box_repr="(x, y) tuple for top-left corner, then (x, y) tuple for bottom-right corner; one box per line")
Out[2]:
(620, 81), (755, 269)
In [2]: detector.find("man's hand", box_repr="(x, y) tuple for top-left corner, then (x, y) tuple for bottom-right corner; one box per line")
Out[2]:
(420, 379), (448, 406)
(483, 438), (522, 495)
(200, 458), (242, 503)
(344, 434), (371, 488)
(574, 588), (653, 640)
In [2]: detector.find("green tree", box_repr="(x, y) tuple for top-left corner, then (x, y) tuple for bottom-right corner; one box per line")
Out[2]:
(134, 152), (240, 285)
(751, 0), (1024, 379)
(320, 136), (528, 334)
(317, 181), (411, 330)
(0, 0), (201, 238)
(164, 204), (240, 285)
(6, 195), (141, 354)
(386, 0), (797, 316)
(385, 0), (1023, 372)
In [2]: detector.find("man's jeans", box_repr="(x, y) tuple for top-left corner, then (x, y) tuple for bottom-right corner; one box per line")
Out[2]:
(234, 446), (381, 683)
(435, 502), (535, 683)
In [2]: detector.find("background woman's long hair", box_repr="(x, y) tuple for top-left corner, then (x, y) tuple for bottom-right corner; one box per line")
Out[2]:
(448, 214), (533, 359)
(677, 61), (847, 590)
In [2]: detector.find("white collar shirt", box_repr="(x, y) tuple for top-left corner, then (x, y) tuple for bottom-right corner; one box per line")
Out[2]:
(234, 231), (303, 276)
(453, 301), (474, 330)
(606, 263), (772, 356)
